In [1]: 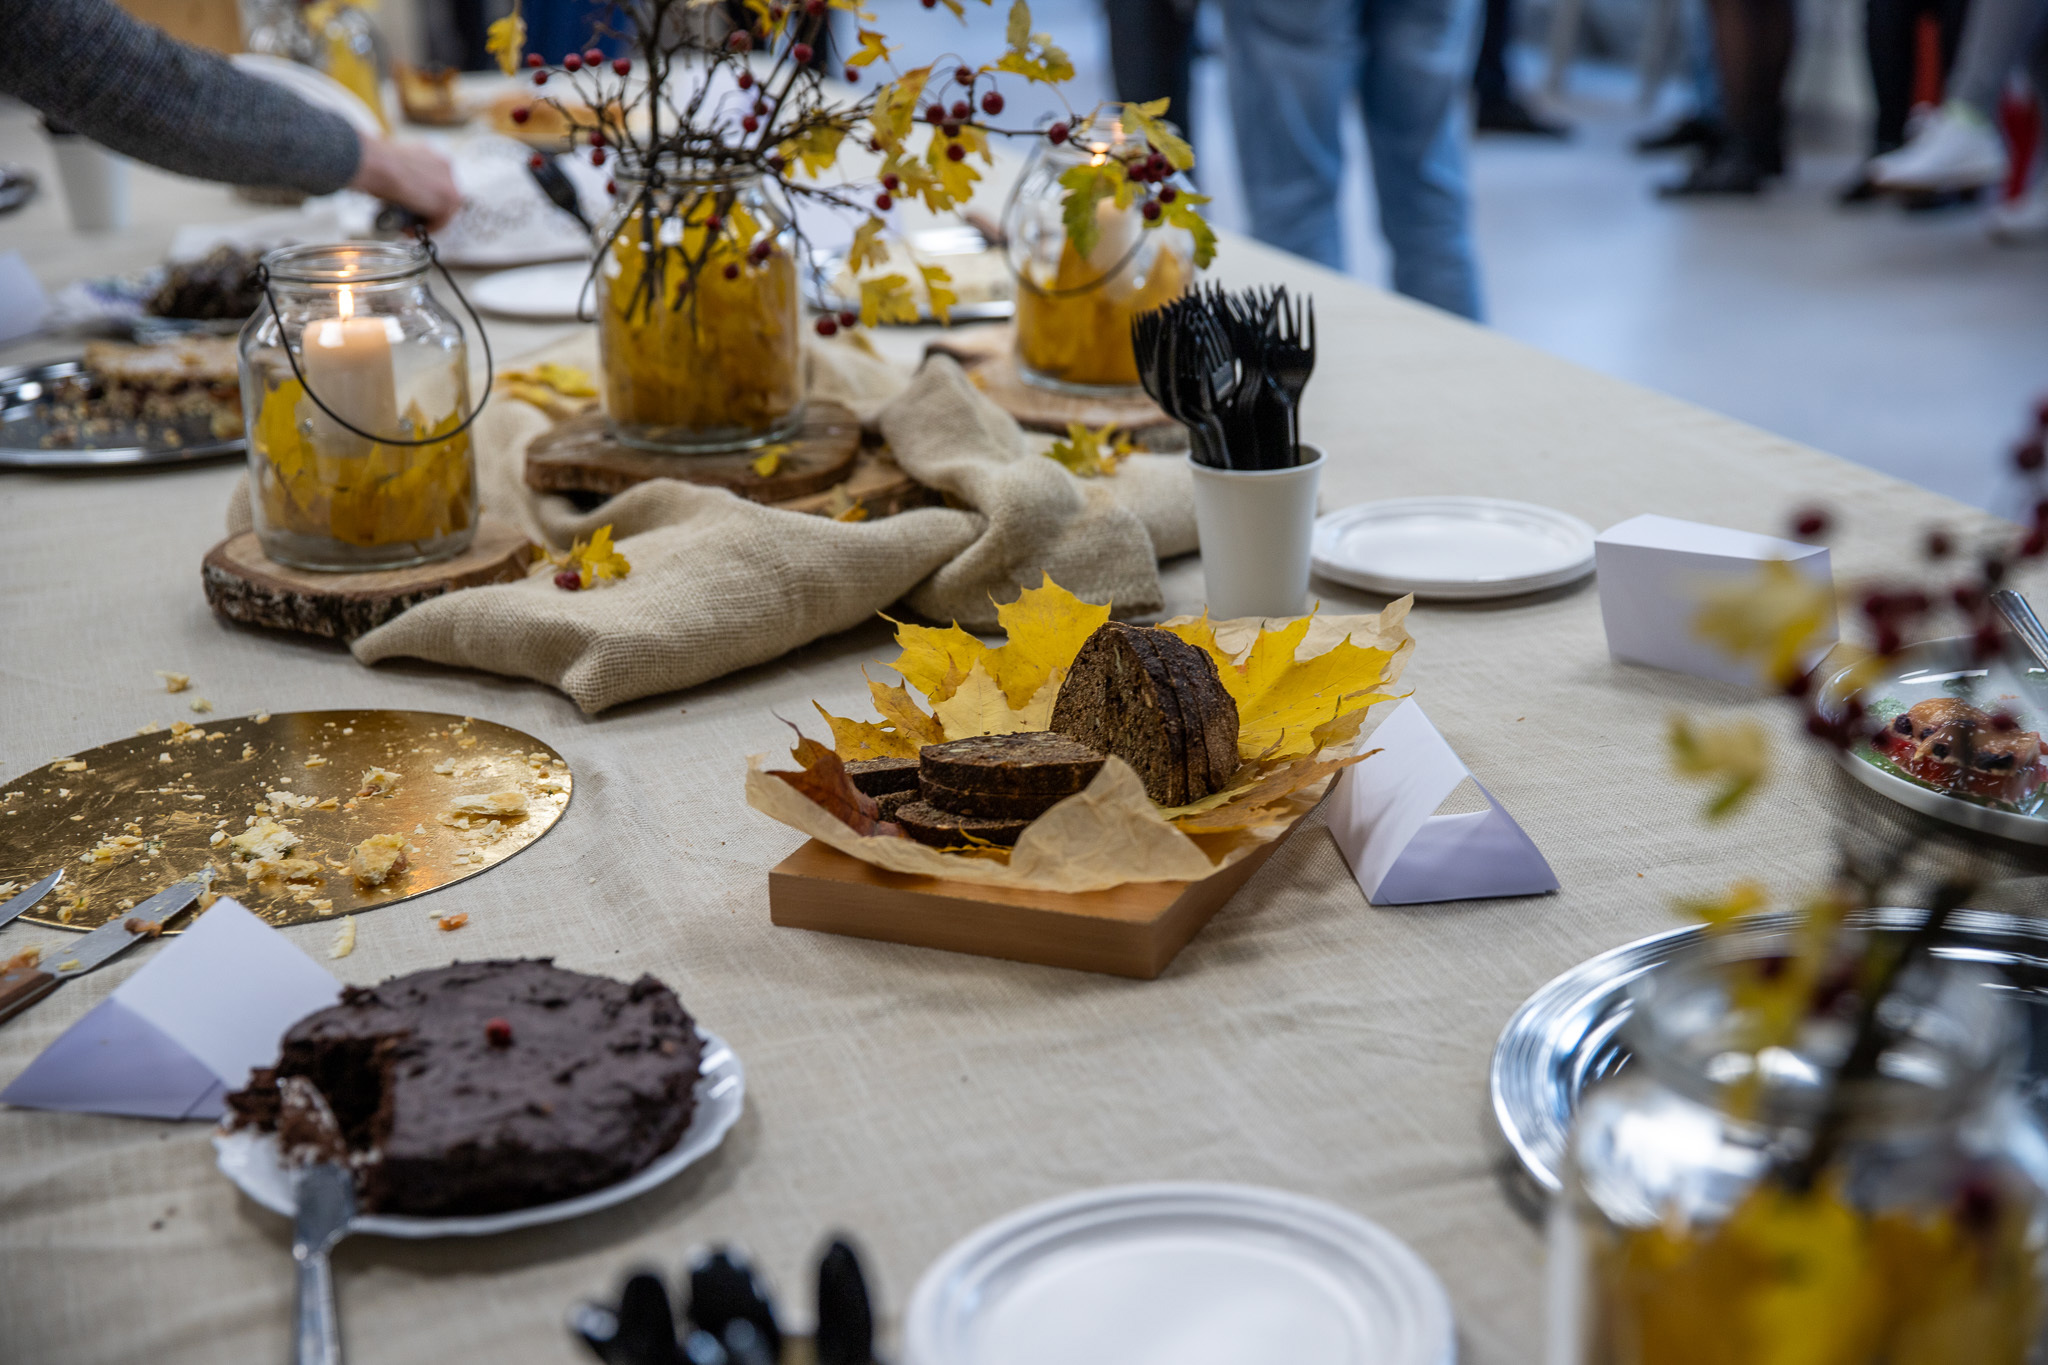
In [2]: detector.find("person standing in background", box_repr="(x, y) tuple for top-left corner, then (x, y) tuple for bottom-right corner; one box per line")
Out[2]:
(1838, 0), (1972, 204)
(1870, 0), (2047, 202)
(1660, 0), (1796, 193)
(1219, 0), (1485, 320)
(1106, 0), (1200, 168)
(1472, 0), (1570, 135)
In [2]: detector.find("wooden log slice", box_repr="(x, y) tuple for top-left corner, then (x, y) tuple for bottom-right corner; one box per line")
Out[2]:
(524, 400), (861, 502)
(773, 449), (942, 520)
(924, 325), (1182, 444)
(202, 514), (534, 642)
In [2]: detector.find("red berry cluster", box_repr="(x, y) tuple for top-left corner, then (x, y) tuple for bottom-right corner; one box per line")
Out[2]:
(815, 309), (858, 337)
(485, 1017), (514, 1046)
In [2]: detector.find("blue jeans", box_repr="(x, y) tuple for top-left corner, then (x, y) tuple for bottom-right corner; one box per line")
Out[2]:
(1221, 0), (1485, 320)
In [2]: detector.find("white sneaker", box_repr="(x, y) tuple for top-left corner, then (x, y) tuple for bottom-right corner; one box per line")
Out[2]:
(1988, 176), (2048, 244)
(1870, 103), (2009, 190)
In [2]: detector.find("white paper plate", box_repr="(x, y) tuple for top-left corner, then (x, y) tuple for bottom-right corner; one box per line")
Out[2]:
(903, 1182), (1455, 1365)
(213, 1028), (742, 1239)
(469, 261), (595, 320)
(1312, 497), (1596, 601)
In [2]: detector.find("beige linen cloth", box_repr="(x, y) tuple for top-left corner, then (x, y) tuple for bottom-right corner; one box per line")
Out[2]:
(227, 334), (1196, 713)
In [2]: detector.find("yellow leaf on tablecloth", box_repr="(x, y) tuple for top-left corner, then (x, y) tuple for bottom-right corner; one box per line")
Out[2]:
(867, 677), (945, 746)
(981, 574), (1109, 708)
(814, 702), (919, 760)
(933, 661), (1036, 741)
(750, 445), (789, 478)
(1043, 421), (1131, 478)
(484, 1), (525, 75)
(887, 619), (988, 705)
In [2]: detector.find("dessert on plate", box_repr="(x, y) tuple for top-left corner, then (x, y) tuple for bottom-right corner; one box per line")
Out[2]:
(1877, 697), (2045, 806)
(226, 959), (702, 1215)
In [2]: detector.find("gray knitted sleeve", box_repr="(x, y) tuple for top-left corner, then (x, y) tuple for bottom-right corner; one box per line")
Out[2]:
(0, 0), (363, 195)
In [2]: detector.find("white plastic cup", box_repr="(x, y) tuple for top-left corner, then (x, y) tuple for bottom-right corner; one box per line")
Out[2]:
(48, 134), (131, 233)
(1188, 444), (1325, 620)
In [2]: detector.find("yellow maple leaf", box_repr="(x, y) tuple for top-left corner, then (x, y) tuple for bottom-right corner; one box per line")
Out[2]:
(980, 574), (1110, 708)
(1675, 879), (1768, 927)
(833, 499), (869, 523)
(870, 67), (931, 152)
(484, 1), (525, 77)
(1693, 559), (1835, 687)
(750, 445), (789, 478)
(848, 216), (889, 272)
(887, 618), (989, 705)
(867, 677), (945, 746)
(1017, 670), (1062, 729)
(847, 28), (892, 66)
(814, 702), (919, 760)
(859, 273), (918, 328)
(1170, 751), (1375, 831)
(932, 661), (1037, 740)
(1669, 715), (1769, 819)
(923, 130), (981, 207)
(781, 123), (849, 179)
(1044, 421), (1130, 478)
(1123, 98), (1194, 171)
(1160, 615), (1401, 760)
(917, 263), (957, 325)
(557, 523), (630, 588)
(994, 0), (1074, 84)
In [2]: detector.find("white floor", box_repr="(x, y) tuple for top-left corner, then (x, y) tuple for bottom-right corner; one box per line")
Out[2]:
(876, 0), (2048, 514)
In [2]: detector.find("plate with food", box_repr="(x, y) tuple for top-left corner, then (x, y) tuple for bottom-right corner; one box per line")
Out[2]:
(1, 336), (244, 469)
(1818, 637), (2048, 844)
(213, 960), (744, 1238)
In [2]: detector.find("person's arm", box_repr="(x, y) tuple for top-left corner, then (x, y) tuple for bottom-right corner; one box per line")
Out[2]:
(0, 0), (460, 226)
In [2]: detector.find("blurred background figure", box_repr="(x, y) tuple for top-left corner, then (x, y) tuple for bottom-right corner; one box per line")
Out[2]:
(1218, 0), (1484, 319)
(1106, 0), (1200, 172)
(1660, 0), (1794, 192)
(1473, 0), (1571, 134)
(1635, 0), (1726, 155)
(1840, 0), (1972, 203)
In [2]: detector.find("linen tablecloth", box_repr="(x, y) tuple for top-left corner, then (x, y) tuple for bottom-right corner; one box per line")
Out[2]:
(5, 111), (2045, 1363)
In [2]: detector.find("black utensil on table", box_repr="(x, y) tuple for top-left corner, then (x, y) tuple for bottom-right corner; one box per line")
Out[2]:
(529, 153), (595, 234)
(815, 1239), (877, 1365)
(686, 1249), (783, 1363)
(616, 1273), (688, 1365)
(1265, 293), (1316, 466)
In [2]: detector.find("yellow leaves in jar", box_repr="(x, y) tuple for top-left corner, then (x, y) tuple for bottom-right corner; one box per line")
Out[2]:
(252, 377), (474, 549)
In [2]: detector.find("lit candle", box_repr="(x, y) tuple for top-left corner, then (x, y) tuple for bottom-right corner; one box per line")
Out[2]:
(302, 284), (399, 448)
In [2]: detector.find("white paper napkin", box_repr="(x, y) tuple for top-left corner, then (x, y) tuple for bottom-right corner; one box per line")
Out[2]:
(1326, 700), (1558, 906)
(1, 898), (340, 1121)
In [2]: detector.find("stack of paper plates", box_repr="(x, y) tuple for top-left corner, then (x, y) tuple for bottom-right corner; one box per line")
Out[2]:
(1312, 497), (1596, 601)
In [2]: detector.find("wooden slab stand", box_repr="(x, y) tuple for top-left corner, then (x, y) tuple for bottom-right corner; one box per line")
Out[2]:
(925, 324), (1182, 445)
(202, 514), (534, 642)
(767, 821), (1304, 979)
(525, 400), (862, 501)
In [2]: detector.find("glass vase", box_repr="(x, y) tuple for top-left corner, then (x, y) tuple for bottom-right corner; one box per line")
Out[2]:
(1002, 113), (1198, 395)
(596, 165), (803, 453)
(1549, 921), (2048, 1365)
(239, 241), (477, 572)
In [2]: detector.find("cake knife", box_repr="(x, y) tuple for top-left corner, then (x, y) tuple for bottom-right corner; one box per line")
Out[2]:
(0, 877), (205, 1024)
(0, 869), (64, 931)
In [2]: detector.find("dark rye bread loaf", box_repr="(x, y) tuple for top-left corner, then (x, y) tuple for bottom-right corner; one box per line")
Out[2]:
(918, 732), (1105, 796)
(225, 960), (701, 1216)
(894, 799), (1034, 849)
(919, 774), (1075, 820)
(845, 756), (921, 796)
(874, 787), (919, 821)
(1050, 622), (1240, 805)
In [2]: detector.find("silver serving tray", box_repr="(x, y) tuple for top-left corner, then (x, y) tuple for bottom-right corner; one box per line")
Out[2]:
(1492, 907), (2048, 1195)
(0, 358), (246, 470)
(1817, 637), (2048, 845)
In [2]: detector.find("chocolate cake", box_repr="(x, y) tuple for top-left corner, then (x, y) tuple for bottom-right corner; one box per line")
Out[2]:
(1050, 622), (1240, 805)
(226, 960), (702, 1216)
(845, 755), (921, 796)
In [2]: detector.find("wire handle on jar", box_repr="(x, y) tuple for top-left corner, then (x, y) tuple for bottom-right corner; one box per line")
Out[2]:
(253, 224), (496, 448)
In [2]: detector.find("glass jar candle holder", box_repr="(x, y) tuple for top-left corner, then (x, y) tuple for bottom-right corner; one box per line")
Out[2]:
(596, 165), (803, 453)
(1002, 114), (1198, 395)
(240, 241), (477, 572)
(1549, 922), (2048, 1365)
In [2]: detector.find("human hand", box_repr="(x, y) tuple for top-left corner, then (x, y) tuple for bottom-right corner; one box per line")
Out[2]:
(349, 135), (461, 230)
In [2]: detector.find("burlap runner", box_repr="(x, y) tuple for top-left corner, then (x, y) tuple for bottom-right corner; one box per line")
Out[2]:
(227, 333), (1196, 713)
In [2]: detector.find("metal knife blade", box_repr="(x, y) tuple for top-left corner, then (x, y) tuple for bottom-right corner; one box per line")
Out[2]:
(0, 870), (63, 932)
(45, 879), (205, 979)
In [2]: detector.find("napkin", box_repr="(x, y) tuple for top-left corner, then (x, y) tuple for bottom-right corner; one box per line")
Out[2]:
(1325, 701), (1558, 905)
(230, 336), (1198, 713)
(1595, 514), (1837, 686)
(1, 898), (340, 1121)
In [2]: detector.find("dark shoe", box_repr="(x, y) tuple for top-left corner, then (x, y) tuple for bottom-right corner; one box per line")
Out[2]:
(1476, 96), (1571, 138)
(1635, 115), (1722, 154)
(1899, 185), (1983, 212)
(1837, 171), (1883, 205)
(1657, 145), (1768, 196)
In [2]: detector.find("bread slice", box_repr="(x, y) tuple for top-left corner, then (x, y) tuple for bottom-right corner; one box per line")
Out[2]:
(874, 788), (919, 821)
(919, 775), (1073, 820)
(1050, 622), (1240, 805)
(918, 733), (1105, 796)
(845, 756), (922, 796)
(893, 800), (1034, 849)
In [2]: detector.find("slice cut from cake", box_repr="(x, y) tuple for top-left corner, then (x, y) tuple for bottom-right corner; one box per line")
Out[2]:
(226, 960), (702, 1216)
(1050, 622), (1240, 805)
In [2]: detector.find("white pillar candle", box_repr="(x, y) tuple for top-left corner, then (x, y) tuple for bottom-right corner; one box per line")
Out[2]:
(301, 284), (399, 448)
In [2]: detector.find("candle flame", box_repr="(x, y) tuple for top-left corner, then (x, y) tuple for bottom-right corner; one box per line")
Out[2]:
(337, 285), (355, 320)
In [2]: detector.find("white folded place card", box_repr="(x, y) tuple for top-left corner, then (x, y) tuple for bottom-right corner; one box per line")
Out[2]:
(0, 250), (51, 346)
(1326, 700), (1558, 906)
(1594, 513), (1836, 687)
(1, 897), (341, 1121)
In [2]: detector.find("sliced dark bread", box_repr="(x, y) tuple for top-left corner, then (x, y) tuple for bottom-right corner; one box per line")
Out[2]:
(918, 732), (1105, 796)
(920, 775), (1074, 821)
(894, 800), (1034, 849)
(1050, 621), (1241, 805)
(874, 788), (919, 822)
(845, 756), (922, 796)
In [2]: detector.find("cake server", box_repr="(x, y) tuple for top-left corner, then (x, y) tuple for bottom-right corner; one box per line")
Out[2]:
(291, 1161), (356, 1365)
(0, 877), (204, 1024)
(1992, 589), (2048, 676)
